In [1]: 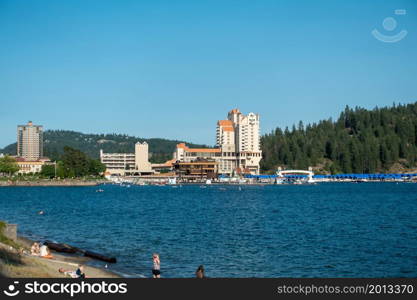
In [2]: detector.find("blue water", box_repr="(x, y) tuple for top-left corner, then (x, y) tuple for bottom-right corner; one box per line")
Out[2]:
(1, 183), (417, 278)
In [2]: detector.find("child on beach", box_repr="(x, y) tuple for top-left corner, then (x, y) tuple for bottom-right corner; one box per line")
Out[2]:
(152, 253), (161, 278)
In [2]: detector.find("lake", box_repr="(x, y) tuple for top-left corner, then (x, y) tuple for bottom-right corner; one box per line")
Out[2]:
(1, 183), (416, 278)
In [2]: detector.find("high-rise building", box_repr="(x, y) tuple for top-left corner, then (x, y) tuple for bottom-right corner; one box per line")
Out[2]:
(17, 121), (43, 161)
(175, 108), (262, 175)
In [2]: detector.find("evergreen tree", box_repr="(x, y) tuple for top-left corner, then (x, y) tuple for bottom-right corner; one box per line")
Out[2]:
(260, 102), (417, 174)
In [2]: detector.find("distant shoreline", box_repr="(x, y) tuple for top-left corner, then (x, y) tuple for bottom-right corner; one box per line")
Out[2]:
(0, 179), (106, 187)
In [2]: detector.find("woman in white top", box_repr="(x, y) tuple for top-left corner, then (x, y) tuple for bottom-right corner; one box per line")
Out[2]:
(39, 244), (53, 259)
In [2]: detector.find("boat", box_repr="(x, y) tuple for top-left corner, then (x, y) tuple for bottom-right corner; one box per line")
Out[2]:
(205, 179), (212, 185)
(168, 177), (177, 185)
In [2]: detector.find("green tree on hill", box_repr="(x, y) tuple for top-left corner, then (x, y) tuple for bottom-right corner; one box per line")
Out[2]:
(261, 102), (417, 174)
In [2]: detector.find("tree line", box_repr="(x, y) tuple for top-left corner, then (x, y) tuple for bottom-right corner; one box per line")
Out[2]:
(0, 146), (105, 178)
(261, 102), (417, 174)
(1, 130), (207, 163)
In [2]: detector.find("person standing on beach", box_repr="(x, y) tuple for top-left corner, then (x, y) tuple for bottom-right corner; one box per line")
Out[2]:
(152, 253), (161, 278)
(195, 265), (205, 278)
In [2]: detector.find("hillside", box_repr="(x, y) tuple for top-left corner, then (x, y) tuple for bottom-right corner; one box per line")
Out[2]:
(261, 102), (417, 174)
(0, 130), (208, 163)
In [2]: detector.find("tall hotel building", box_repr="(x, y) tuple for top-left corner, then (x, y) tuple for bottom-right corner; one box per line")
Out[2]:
(174, 109), (262, 175)
(17, 121), (44, 161)
(217, 109), (262, 174)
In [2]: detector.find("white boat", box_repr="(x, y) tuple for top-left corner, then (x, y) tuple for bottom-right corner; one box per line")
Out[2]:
(307, 178), (316, 184)
(205, 179), (212, 185)
(168, 177), (177, 185)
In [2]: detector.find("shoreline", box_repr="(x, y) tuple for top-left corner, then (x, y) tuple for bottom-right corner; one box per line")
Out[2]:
(0, 179), (106, 187)
(0, 233), (122, 278)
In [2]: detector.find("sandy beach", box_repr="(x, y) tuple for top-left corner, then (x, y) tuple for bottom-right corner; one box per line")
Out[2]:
(0, 236), (120, 278)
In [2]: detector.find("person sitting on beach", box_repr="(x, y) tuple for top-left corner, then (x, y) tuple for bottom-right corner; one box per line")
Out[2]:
(30, 242), (40, 256)
(152, 253), (161, 278)
(195, 265), (205, 278)
(75, 265), (86, 278)
(59, 264), (86, 278)
(39, 244), (54, 259)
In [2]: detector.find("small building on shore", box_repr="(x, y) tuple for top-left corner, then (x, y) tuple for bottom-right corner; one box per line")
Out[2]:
(173, 159), (218, 179)
(14, 157), (52, 174)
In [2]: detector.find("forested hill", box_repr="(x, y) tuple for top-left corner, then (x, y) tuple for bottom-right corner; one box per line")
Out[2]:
(261, 102), (417, 174)
(0, 130), (208, 163)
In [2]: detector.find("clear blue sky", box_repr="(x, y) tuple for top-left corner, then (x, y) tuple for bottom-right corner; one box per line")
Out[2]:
(1, 0), (416, 148)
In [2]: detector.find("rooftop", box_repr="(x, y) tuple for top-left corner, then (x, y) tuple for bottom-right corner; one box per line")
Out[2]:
(228, 108), (241, 114)
(218, 120), (233, 126)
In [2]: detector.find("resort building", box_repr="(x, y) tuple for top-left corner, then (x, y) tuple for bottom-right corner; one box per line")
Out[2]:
(15, 157), (52, 175)
(100, 142), (154, 176)
(99, 150), (135, 175)
(220, 109), (262, 174)
(173, 109), (262, 176)
(100, 109), (262, 177)
(17, 121), (43, 161)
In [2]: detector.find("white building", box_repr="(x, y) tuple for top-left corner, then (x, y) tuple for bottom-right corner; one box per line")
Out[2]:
(99, 150), (135, 175)
(225, 109), (262, 174)
(15, 158), (51, 175)
(174, 108), (262, 175)
(134, 142), (152, 173)
(17, 121), (43, 161)
(100, 142), (153, 176)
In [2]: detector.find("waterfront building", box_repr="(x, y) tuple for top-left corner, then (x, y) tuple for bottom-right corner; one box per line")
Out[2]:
(99, 150), (135, 176)
(100, 109), (262, 177)
(174, 109), (262, 176)
(174, 143), (222, 162)
(17, 121), (43, 161)
(173, 159), (218, 178)
(150, 159), (176, 173)
(15, 157), (52, 175)
(100, 142), (154, 176)
(221, 109), (262, 174)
